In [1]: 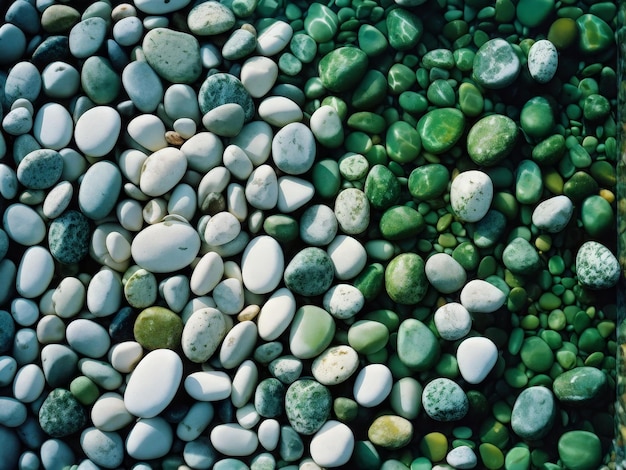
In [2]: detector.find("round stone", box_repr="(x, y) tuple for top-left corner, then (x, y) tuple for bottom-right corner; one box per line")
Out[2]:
(422, 378), (469, 421)
(467, 115), (518, 166)
(48, 210), (90, 265)
(133, 306), (183, 350)
(473, 38), (520, 89)
(283, 247), (334, 297)
(198, 72), (255, 121)
(575, 241), (620, 289)
(368, 415), (413, 450)
(318, 46), (369, 93)
(311, 345), (359, 385)
(558, 431), (602, 470)
(385, 253), (428, 305)
(142, 28), (202, 84)
(417, 108), (465, 154)
(450, 170), (493, 223)
(39, 388), (87, 437)
(285, 379), (332, 435)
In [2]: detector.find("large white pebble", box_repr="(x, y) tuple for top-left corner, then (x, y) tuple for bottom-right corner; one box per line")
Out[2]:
(220, 321), (258, 369)
(12, 364), (45, 403)
(125, 417), (173, 460)
(177, 401), (214, 441)
(434, 302), (472, 341)
(272, 122), (316, 175)
(127, 114), (167, 151)
(16, 246), (54, 298)
(327, 235), (367, 280)
(3, 203), (46, 246)
(353, 363), (392, 407)
(124, 349), (182, 418)
(277, 176), (314, 213)
(241, 236), (284, 295)
(131, 217), (200, 273)
(257, 287), (296, 341)
(456, 336), (498, 384)
(74, 106), (121, 157)
(181, 308), (228, 363)
(184, 371), (232, 401)
(231, 359), (258, 408)
(309, 420), (354, 468)
(86, 268), (122, 317)
(531, 195), (573, 233)
(139, 147), (187, 197)
(210, 424), (258, 456)
(91, 393), (134, 432)
(33, 103), (72, 150)
(66, 319), (110, 358)
(80, 427), (124, 469)
(450, 170), (493, 222)
(527, 39), (558, 84)
(256, 20), (292, 56)
(241, 56), (278, 98)
(425, 252), (467, 294)
(460, 279), (506, 313)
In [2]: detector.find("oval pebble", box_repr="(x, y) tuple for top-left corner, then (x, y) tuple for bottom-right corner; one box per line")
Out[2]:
(425, 252), (467, 294)
(456, 336), (498, 384)
(16, 246), (54, 298)
(450, 170), (493, 222)
(220, 321), (257, 369)
(74, 106), (121, 157)
(33, 103), (73, 150)
(434, 303), (472, 341)
(575, 241), (620, 289)
(422, 378), (469, 421)
(66, 319), (111, 359)
(272, 122), (316, 175)
(527, 39), (558, 84)
(80, 427), (124, 469)
(322, 284), (365, 319)
(309, 420), (354, 468)
(353, 363), (392, 407)
(460, 279), (506, 313)
(17, 149), (63, 190)
(181, 307), (227, 363)
(3, 204), (46, 246)
(311, 345), (359, 385)
(257, 287), (296, 341)
(126, 417), (173, 460)
(241, 236), (284, 294)
(532, 195), (574, 233)
(12, 364), (45, 403)
(91, 393), (134, 432)
(210, 424), (258, 457)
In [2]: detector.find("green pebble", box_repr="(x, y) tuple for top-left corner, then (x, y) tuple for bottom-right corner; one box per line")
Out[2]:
(385, 253), (429, 305)
(347, 111), (387, 134)
(386, 121), (421, 163)
(575, 14), (614, 54)
(417, 108), (465, 154)
(520, 336), (554, 373)
(345, 131), (373, 154)
(81, 56), (121, 105)
(39, 388), (87, 438)
(333, 397), (358, 422)
(69, 376), (99, 406)
(304, 3), (338, 43)
(410, 457), (433, 470)
(312, 159), (341, 198)
(354, 263), (384, 301)
(578, 327), (604, 354)
(387, 63), (416, 94)
(452, 242), (480, 270)
(505, 447), (531, 470)
(480, 443), (505, 470)
(515, 160), (543, 204)
(380, 205), (425, 241)
(352, 441), (382, 470)
(284, 379), (331, 434)
(538, 292), (561, 310)
(548, 18), (578, 49)
(472, 38), (520, 89)
(408, 164), (450, 200)
(426, 79), (456, 107)
(339, 153), (369, 181)
(458, 82), (484, 117)
(397, 318), (440, 373)
(532, 134), (566, 166)
(557, 431), (602, 470)
(520, 96), (555, 140)
(357, 24), (388, 57)
(263, 214), (299, 243)
(134, 306), (183, 351)
(562, 171), (599, 203)
(364, 164), (401, 209)
(581, 195), (613, 237)
(398, 91), (429, 115)
(583, 94), (610, 121)
(502, 238), (541, 275)
(474, 210), (507, 248)
(255, 378), (285, 418)
(368, 415), (414, 450)
(552, 366), (607, 404)
(318, 46), (369, 93)
(467, 114), (518, 166)
(454, 48), (475, 71)
(348, 320), (389, 354)
(419, 432), (448, 461)
(590, 160), (616, 187)
(284, 247), (334, 297)
(516, 0), (554, 27)
(386, 8), (423, 51)
(548, 255), (565, 275)
(568, 143), (592, 168)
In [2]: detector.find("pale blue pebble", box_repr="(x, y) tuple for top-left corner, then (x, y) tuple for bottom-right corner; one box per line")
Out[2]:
(2, 107), (32, 135)
(0, 229), (9, 260)
(143, 15), (169, 29)
(16, 149), (63, 190)
(0, 24), (26, 65)
(5, 0), (40, 35)
(213, 459), (249, 470)
(200, 43), (222, 69)
(122, 61), (163, 113)
(107, 39), (130, 71)
(68, 17), (107, 59)
(0, 426), (20, 470)
(41, 61), (80, 98)
(18, 450), (41, 470)
(40, 439), (75, 470)
(76, 459), (102, 470)
(113, 16), (143, 47)
(0, 397), (27, 427)
(78, 161), (122, 220)
(12, 134), (40, 165)
(4, 61), (41, 105)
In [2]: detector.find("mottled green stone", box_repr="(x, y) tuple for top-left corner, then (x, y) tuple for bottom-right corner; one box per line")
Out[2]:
(408, 163), (450, 200)
(558, 431), (602, 470)
(285, 379), (331, 435)
(255, 378), (286, 418)
(379, 205), (425, 241)
(552, 366), (607, 405)
(386, 8), (423, 51)
(467, 114), (518, 166)
(364, 164), (400, 209)
(134, 306), (183, 350)
(48, 210), (90, 264)
(39, 388), (87, 437)
(284, 247), (334, 297)
(385, 253), (428, 305)
(397, 318), (440, 371)
(318, 46), (369, 93)
(417, 108), (465, 154)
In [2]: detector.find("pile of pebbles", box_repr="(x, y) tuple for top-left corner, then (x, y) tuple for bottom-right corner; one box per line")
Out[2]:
(0, 0), (620, 468)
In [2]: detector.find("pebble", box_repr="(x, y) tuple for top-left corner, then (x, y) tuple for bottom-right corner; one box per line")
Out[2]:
(385, 253), (428, 305)
(122, 61), (163, 113)
(422, 378), (469, 421)
(125, 417), (173, 460)
(140, 147), (187, 196)
(41, 344), (79, 388)
(447, 446), (477, 469)
(456, 337), (498, 384)
(425, 253), (467, 294)
(450, 170), (493, 222)
(460, 279), (506, 313)
(181, 307), (227, 363)
(283, 247), (334, 297)
(0, 397), (27, 427)
(257, 287), (296, 341)
(272, 122), (316, 175)
(353, 363), (392, 407)
(256, 20), (293, 56)
(3, 204), (46, 246)
(3, 107), (32, 136)
(80, 428), (124, 469)
(285, 379), (332, 434)
(177, 401), (214, 441)
(16, 246), (54, 299)
(510, 386), (556, 440)
(40, 439), (75, 470)
(74, 106), (121, 157)
(241, 56), (278, 98)
(322, 284), (364, 319)
(187, 1), (235, 35)
(289, 306), (335, 359)
(39, 388), (87, 437)
(531, 195), (574, 233)
(220, 321), (258, 369)
(143, 28), (201, 84)
(309, 421), (354, 468)
(472, 38), (520, 89)
(124, 349), (182, 418)
(65, 319), (110, 359)
(467, 114), (519, 166)
(199, 72), (255, 121)
(241, 235), (284, 294)
(552, 366), (607, 404)
(91, 393), (134, 432)
(210, 424), (258, 456)
(17, 149), (63, 190)
(575, 241), (620, 289)
(108, 341), (143, 373)
(527, 39), (558, 83)
(69, 18), (107, 58)
(368, 415), (413, 450)
(434, 303), (472, 341)
(558, 431), (602, 470)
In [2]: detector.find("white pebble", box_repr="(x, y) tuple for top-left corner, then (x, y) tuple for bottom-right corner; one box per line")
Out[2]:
(91, 393), (134, 432)
(12, 364), (45, 403)
(184, 371), (232, 401)
(309, 420), (354, 468)
(257, 287), (296, 341)
(425, 253), (467, 294)
(241, 235), (284, 295)
(16, 246), (54, 299)
(240, 56), (278, 98)
(311, 345), (359, 386)
(139, 147), (188, 197)
(327, 235), (367, 280)
(125, 417), (173, 460)
(527, 39), (558, 84)
(210, 424), (258, 456)
(531, 195), (573, 233)
(322, 284), (364, 320)
(219, 321), (258, 369)
(52, 277), (85, 318)
(127, 114), (167, 151)
(108, 341), (143, 373)
(460, 279), (506, 313)
(10, 298), (39, 326)
(353, 363), (392, 407)
(450, 170), (493, 223)
(231, 360), (258, 408)
(456, 336), (498, 384)
(277, 176), (315, 213)
(66, 319), (111, 359)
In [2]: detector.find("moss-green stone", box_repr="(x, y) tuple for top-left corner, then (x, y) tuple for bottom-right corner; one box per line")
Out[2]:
(354, 263), (385, 301)
(558, 431), (602, 470)
(352, 69), (388, 110)
(458, 82), (484, 117)
(134, 306), (183, 351)
(552, 366), (607, 405)
(357, 24), (388, 57)
(364, 164), (401, 210)
(318, 46), (369, 93)
(520, 337), (554, 372)
(39, 388), (87, 438)
(532, 134), (566, 165)
(408, 163), (450, 200)
(417, 108), (465, 154)
(562, 171), (599, 203)
(379, 205), (425, 241)
(385, 253), (428, 305)
(263, 214), (299, 243)
(467, 114), (518, 166)
(347, 111), (387, 134)
(386, 8), (423, 51)
(348, 320), (389, 355)
(515, 160), (543, 204)
(284, 247), (334, 297)
(386, 121), (421, 163)
(284, 379), (331, 435)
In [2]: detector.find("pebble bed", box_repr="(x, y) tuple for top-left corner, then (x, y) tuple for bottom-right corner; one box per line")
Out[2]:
(0, 0), (620, 469)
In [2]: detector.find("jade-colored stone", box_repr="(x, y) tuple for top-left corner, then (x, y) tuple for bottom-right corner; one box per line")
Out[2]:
(422, 378), (468, 421)
(397, 318), (440, 370)
(532, 134), (566, 165)
(284, 379), (331, 434)
(364, 164), (401, 209)
(480, 443), (505, 470)
(385, 254), (428, 305)
(520, 337), (554, 373)
(420, 432), (448, 461)
(354, 263), (384, 301)
(134, 306), (183, 350)
(581, 195), (613, 237)
(520, 97), (555, 140)
(143, 28), (202, 84)
(318, 46), (369, 93)
(557, 431), (602, 470)
(347, 112), (387, 134)
(263, 214), (299, 243)
(352, 69), (388, 110)
(387, 63), (416, 94)
(283, 247), (334, 297)
(289, 306), (335, 359)
(39, 388), (87, 438)
(467, 114), (518, 166)
(408, 164), (450, 200)
(474, 210), (507, 248)
(386, 8), (422, 51)
(333, 397), (358, 422)
(290, 33), (317, 63)
(578, 328), (604, 353)
(505, 447), (531, 470)
(576, 14), (614, 54)
(510, 386), (556, 440)
(398, 91), (428, 115)
(255, 378), (285, 418)
(422, 49), (454, 69)
(583, 94), (610, 121)
(590, 160), (616, 187)
(348, 320), (389, 355)
(81, 56), (120, 105)
(515, 160), (543, 204)
(385, 121), (421, 163)
(552, 366), (607, 405)
(548, 18), (578, 49)
(380, 205), (425, 241)
(312, 159), (341, 199)
(417, 108), (465, 155)
(516, 0), (553, 27)
(358, 24), (388, 57)
(452, 241), (480, 271)
(458, 82), (484, 117)
(69, 376), (99, 406)
(472, 38), (520, 89)
(562, 171), (599, 203)
(426, 79), (455, 107)
(454, 48), (475, 71)
(352, 441), (382, 470)
(304, 3), (338, 43)
(479, 417), (510, 449)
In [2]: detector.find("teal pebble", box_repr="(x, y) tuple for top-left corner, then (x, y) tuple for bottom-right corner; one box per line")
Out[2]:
(39, 388), (87, 437)
(198, 72), (255, 121)
(254, 378), (285, 418)
(48, 210), (91, 264)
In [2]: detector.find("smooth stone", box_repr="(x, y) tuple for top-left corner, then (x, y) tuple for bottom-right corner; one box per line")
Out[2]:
(258, 96), (303, 127)
(139, 147), (187, 197)
(185, 370), (232, 401)
(387, 8), (423, 50)
(457, 337), (498, 384)
(122, 61), (163, 113)
(434, 303), (472, 341)
(368, 415), (413, 450)
(397, 318), (440, 371)
(41, 5), (80, 33)
(5, 0), (39, 34)
(85, 268), (123, 317)
(212, 277), (244, 314)
(17, 149), (63, 190)
(41, 344), (79, 388)
(74, 106), (121, 157)
(558, 431), (602, 470)
(143, 28), (201, 84)
(417, 108), (465, 154)
(124, 349), (182, 418)
(78, 161), (122, 220)
(81, 56), (120, 104)
(390, 377), (423, 420)
(0, 24), (26, 65)
(581, 195), (613, 237)
(43, 180), (74, 219)
(198, 73), (255, 121)
(47, 210), (90, 265)
(422, 378), (469, 421)
(4, 62), (41, 105)
(257, 288), (296, 341)
(0, 313), (15, 355)
(127, 114), (167, 151)
(425, 253), (467, 294)
(231, 360), (258, 409)
(466, 114), (518, 166)
(450, 170), (493, 222)
(131, 218), (200, 273)
(0, 165), (18, 200)
(300, 204), (338, 246)
(447, 446), (478, 469)
(408, 163), (450, 200)
(532, 195), (573, 232)
(289, 306), (335, 359)
(40, 440), (75, 470)
(520, 96), (555, 140)
(80, 428), (124, 469)
(190, 252), (224, 296)
(241, 56), (278, 98)
(241, 235), (284, 294)
(134, 0), (190, 14)
(502, 237), (541, 275)
(386, 121), (421, 163)
(181, 307), (227, 363)
(353, 363), (392, 407)
(65, 319), (110, 359)
(552, 366), (607, 405)
(364, 164), (400, 210)
(69, 18), (107, 59)
(322, 284), (364, 320)
(334, 187), (370, 234)
(385, 253), (428, 305)
(78, 358), (123, 390)
(310, 421), (354, 468)
(528, 39), (558, 83)
(16, 246), (54, 298)
(309, 105), (344, 149)
(2, 107), (32, 136)
(255, 378), (286, 419)
(230, 121), (273, 166)
(311, 345), (359, 385)
(271, 122), (316, 175)
(220, 321), (257, 369)
(576, 14), (613, 54)
(473, 210), (507, 248)
(460, 279), (506, 313)
(133, 306), (182, 350)
(222, 29), (257, 61)
(575, 241), (620, 289)
(91, 393), (134, 432)
(0, 355), (17, 386)
(327, 235), (366, 281)
(304, 3), (338, 42)
(3, 203), (46, 246)
(202, 103), (245, 137)
(210, 424), (258, 456)
(318, 46), (368, 93)
(176, 401), (214, 441)
(126, 417), (173, 460)
(283, 247), (334, 297)
(277, 176), (314, 213)
(284, 379), (331, 435)
(0, 397), (27, 427)
(258, 420), (279, 452)
(39, 388), (87, 437)
(108, 341), (143, 373)
(268, 356), (302, 385)
(187, 1), (235, 35)
(181, 133), (222, 174)
(256, 20), (293, 56)
(473, 38), (520, 89)
(164, 84), (201, 122)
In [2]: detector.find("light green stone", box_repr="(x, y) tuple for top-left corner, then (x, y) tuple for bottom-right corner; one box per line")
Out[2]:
(368, 415), (413, 450)
(263, 214), (299, 243)
(81, 56), (120, 104)
(288, 306), (335, 359)
(426, 79), (455, 107)
(364, 164), (400, 210)
(458, 82), (484, 117)
(516, 0), (554, 27)
(515, 160), (543, 204)
(510, 386), (556, 440)
(397, 318), (440, 371)
(283, 247), (334, 296)
(420, 432), (448, 461)
(134, 306), (183, 351)
(386, 8), (423, 51)
(347, 111), (386, 134)
(304, 3), (338, 43)
(290, 33), (317, 63)
(520, 337), (554, 373)
(576, 14), (613, 54)
(480, 443), (505, 470)
(386, 121), (421, 163)
(39, 388), (87, 438)
(552, 366), (607, 405)
(379, 205), (425, 241)
(318, 46), (369, 93)
(520, 96), (555, 140)
(69, 376), (99, 406)
(354, 263), (384, 301)
(333, 397), (359, 423)
(142, 28), (202, 84)
(123, 268), (158, 309)
(339, 153), (369, 181)
(348, 320), (389, 355)
(417, 108), (465, 155)
(467, 114), (518, 166)
(558, 431), (602, 470)
(387, 63), (416, 94)
(385, 253), (428, 305)
(422, 49), (454, 69)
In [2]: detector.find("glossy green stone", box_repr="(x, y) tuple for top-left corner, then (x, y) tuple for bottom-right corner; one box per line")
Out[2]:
(505, 447), (531, 470)
(352, 440), (381, 469)
(386, 121), (421, 163)
(562, 171), (599, 203)
(590, 160), (616, 186)
(318, 46), (369, 93)
(385, 253), (428, 305)
(472, 38), (520, 89)
(452, 241), (480, 270)
(454, 48), (475, 71)
(558, 431), (602, 470)
(474, 210), (507, 248)
(576, 14), (614, 54)
(386, 8), (423, 51)
(520, 337), (554, 373)
(516, 0), (553, 27)
(520, 97), (555, 140)
(263, 214), (299, 243)
(408, 163), (450, 200)
(333, 397), (358, 423)
(304, 3), (338, 43)
(348, 320), (389, 355)
(480, 443), (505, 470)
(494, 0), (515, 22)
(379, 205), (425, 240)
(312, 159), (341, 199)
(364, 164), (401, 210)
(515, 160), (543, 204)
(426, 79), (455, 107)
(581, 195), (613, 237)
(532, 134), (566, 165)
(502, 237), (541, 275)
(352, 69), (387, 110)
(354, 263), (384, 301)
(458, 82), (484, 117)
(552, 366), (607, 405)
(347, 111), (386, 134)
(69, 376), (99, 406)
(467, 114), (518, 166)
(583, 94), (611, 121)
(397, 318), (440, 370)
(422, 49), (454, 69)
(357, 24), (388, 57)
(81, 56), (121, 104)
(548, 18), (578, 49)
(417, 108), (465, 154)
(290, 33), (317, 63)
(398, 91), (429, 115)
(387, 63), (416, 94)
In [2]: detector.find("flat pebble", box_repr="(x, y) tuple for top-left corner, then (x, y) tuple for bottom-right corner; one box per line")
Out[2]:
(277, 176), (315, 213)
(125, 417), (173, 460)
(510, 386), (556, 440)
(177, 402), (214, 441)
(143, 28), (201, 83)
(198, 72), (255, 121)
(257, 287), (296, 341)
(447, 446), (478, 469)
(289, 306), (335, 359)
(460, 279), (506, 313)
(299, 204), (338, 246)
(256, 20), (293, 56)
(211, 424), (258, 456)
(3, 204), (46, 246)
(86, 269), (123, 317)
(69, 18), (107, 59)
(122, 61), (163, 113)
(66, 319), (110, 359)
(353, 363), (392, 407)
(368, 415), (413, 450)
(284, 247), (334, 297)
(241, 56), (278, 98)
(309, 421), (354, 468)
(187, 1), (235, 35)
(334, 188), (370, 234)
(456, 337), (498, 384)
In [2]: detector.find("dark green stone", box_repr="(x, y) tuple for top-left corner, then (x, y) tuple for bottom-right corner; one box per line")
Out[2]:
(379, 205), (425, 241)
(354, 263), (384, 301)
(285, 379), (332, 435)
(532, 134), (566, 165)
(351, 69), (387, 110)
(417, 108), (465, 154)
(364, 164), (400, 210)
(408, 163), (450, 200)
(318, 46), (369, 93)
(255, 378), (286, 418)
(562, 171), (599, 203)
(39, 388), (87, 437)
(552, 366), (607, 405)
(385, 253), (428, 305)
